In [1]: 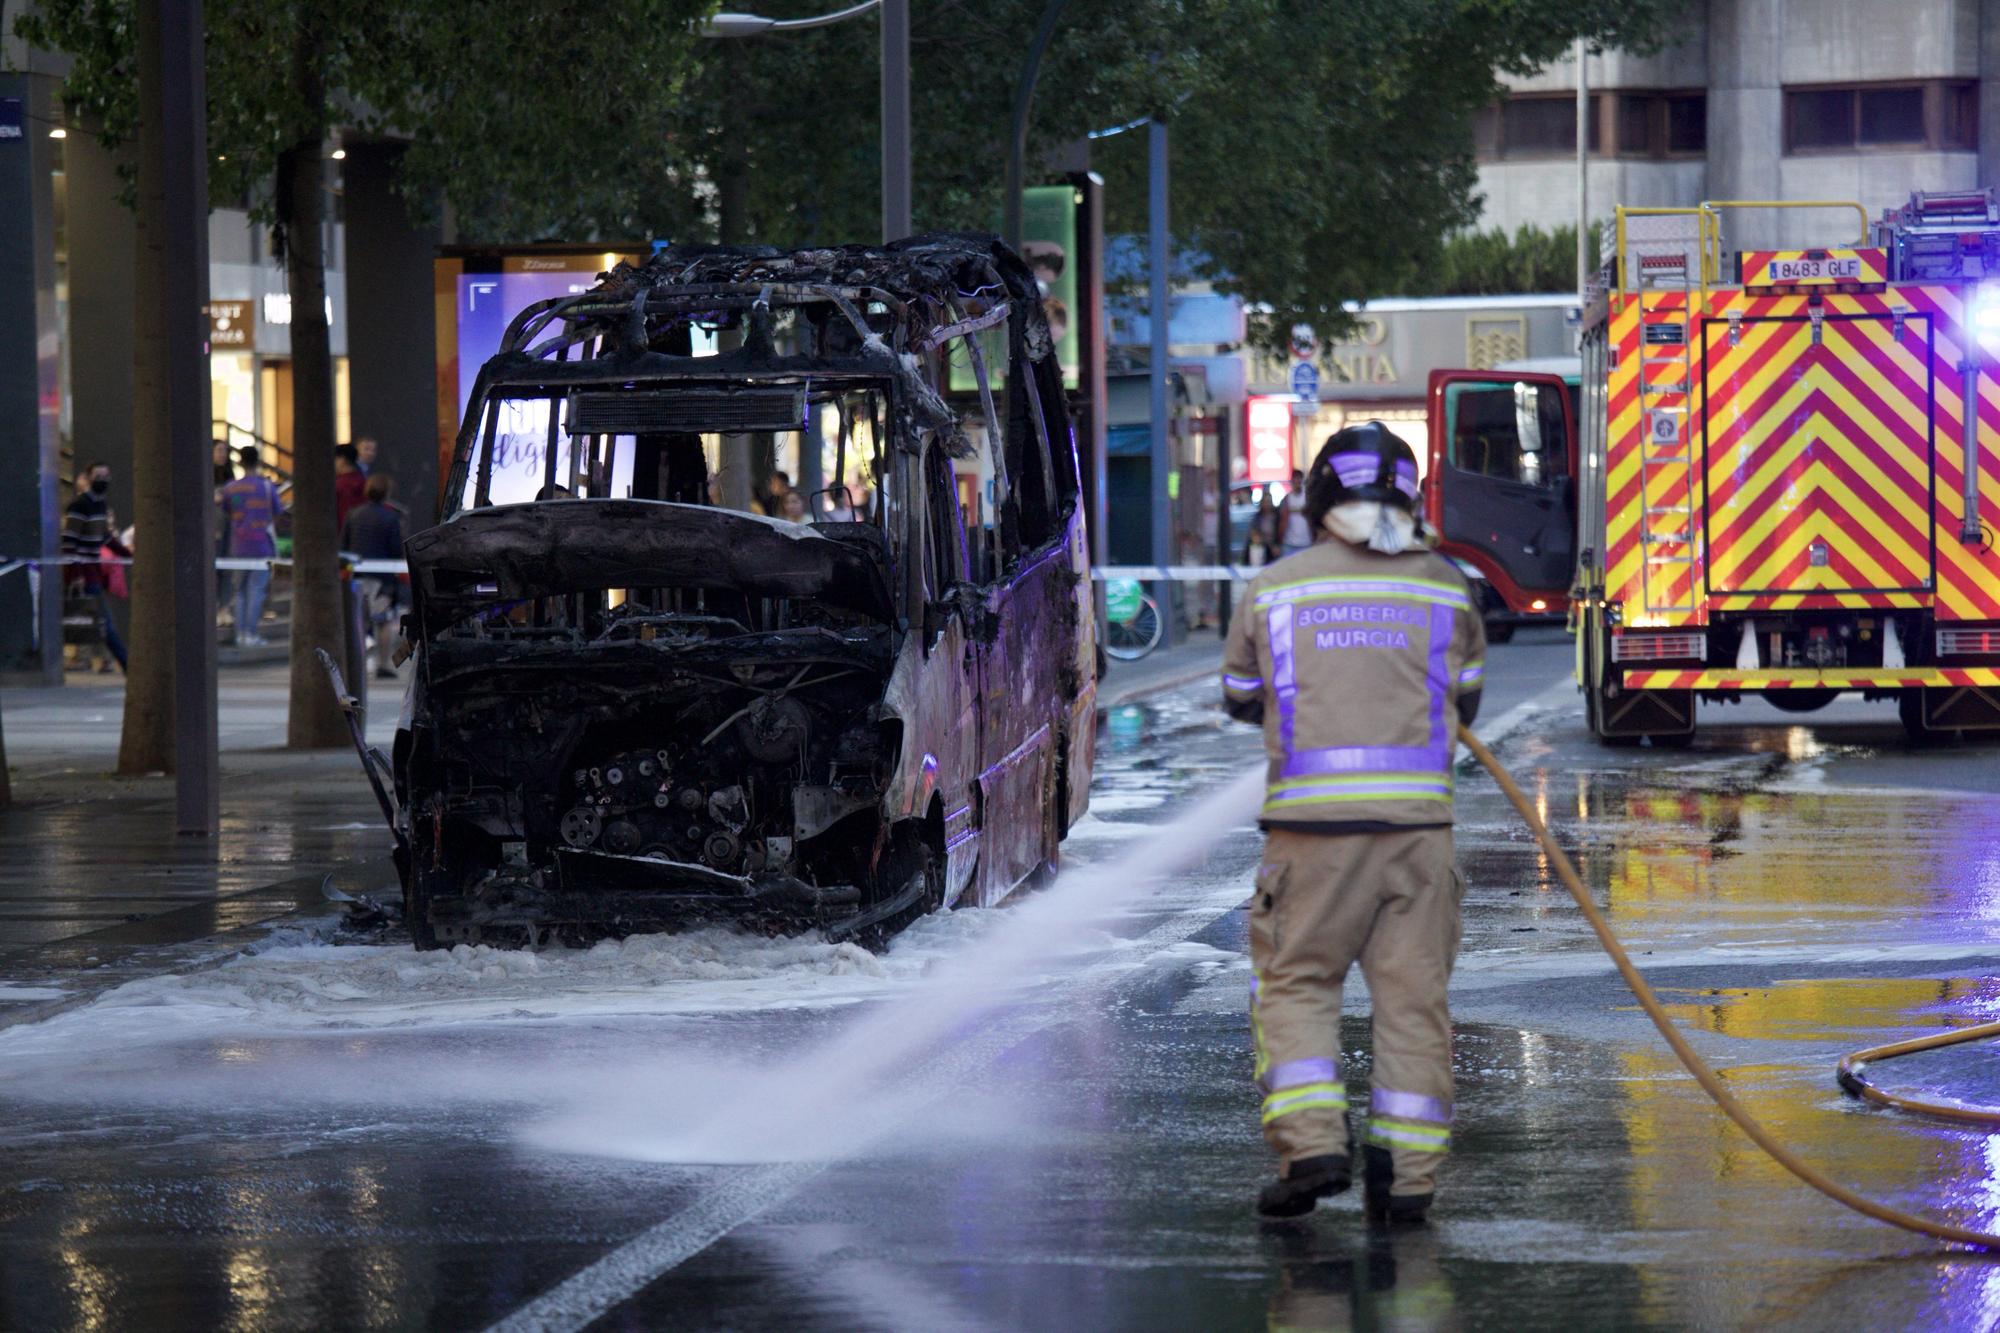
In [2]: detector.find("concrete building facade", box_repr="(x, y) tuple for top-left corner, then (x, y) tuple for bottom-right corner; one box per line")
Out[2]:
(1478, 0), (2000, 253)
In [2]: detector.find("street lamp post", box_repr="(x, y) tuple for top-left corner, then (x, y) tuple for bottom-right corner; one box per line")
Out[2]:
(1003, 0), (1073, 252)
(702, 1), (911, 243)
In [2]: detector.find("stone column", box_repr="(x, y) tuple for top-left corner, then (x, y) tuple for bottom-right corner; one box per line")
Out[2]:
(0, 73), (65, 681)
(342, 141), (442, 526)
(1707, 0), (1786, 254)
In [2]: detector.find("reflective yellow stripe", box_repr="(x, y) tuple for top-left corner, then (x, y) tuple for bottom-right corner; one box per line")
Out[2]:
(1261, 1081), (1349, 1124)
(1366, 1117), (1452, 1152)
(1268, 772), (1453, 792)
(1263, 791), (1452, 812)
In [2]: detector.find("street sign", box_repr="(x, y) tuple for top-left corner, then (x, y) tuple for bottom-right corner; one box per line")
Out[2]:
(1289, 323), (1319, 362)
(1289, 360), (1319, 402)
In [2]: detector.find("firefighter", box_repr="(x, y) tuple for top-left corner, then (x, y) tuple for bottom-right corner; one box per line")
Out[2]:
(1221, 421), (1484, 1224)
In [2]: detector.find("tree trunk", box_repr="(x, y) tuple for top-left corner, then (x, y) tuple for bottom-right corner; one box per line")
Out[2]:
(281, 14), (346, 749)
(118, 1), (177, 775)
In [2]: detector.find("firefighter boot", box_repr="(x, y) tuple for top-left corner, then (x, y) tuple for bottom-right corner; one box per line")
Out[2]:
(1362, 1145), (1432, 1226)
(1257, 1152), (1353, 1219)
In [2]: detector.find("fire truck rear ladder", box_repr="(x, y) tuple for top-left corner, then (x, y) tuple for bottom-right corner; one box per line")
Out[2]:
(1635, 251), (1700, 616)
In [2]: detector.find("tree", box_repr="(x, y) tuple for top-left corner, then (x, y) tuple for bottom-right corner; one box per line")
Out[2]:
(14, 0), (715, 755)
(1397, 222), (1606, 297)
(606, 0), (1674, 345)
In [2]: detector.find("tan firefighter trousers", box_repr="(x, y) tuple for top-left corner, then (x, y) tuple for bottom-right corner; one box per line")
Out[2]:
(1248, 825), (1464, 1196)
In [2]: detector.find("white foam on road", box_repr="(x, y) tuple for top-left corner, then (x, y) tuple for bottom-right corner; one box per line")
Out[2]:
(488, 765), (1268, 1333)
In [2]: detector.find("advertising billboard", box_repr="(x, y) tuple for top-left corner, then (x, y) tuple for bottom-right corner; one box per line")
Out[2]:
(433, 248), (641, 502)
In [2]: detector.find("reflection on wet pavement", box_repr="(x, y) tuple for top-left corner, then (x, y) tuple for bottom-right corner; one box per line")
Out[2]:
(6, 659), (2000, 1329)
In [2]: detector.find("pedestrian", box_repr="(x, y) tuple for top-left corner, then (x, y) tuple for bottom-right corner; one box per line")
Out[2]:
(212, 441), (236, 618)
(60, 460), (127, 672)
(760, 469), (793, 517)
(779, 489), (809, 523)
(334, 443), (367, 531)
(220, 447), (283, 646)
(1279, 468), (1313, 558)
(1221, 421), (1485, 1225)
(341, 472), (406, 679)
(354, 435), (378, 477)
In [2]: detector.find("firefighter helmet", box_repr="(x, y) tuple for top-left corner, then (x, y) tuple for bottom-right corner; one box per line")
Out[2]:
(1303, 421), (1420, 532)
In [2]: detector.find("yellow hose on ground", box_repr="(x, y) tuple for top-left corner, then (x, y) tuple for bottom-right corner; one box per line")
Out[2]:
(1838, 1025), (2000, 1127)
(1458, 723), (2000, 1251)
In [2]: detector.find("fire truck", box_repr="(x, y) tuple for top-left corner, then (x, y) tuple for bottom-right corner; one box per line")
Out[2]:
(1572, 192), (2000, 742)
(1424, 360), (1580, 641)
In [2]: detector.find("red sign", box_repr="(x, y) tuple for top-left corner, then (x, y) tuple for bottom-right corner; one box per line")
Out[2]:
(1245, 395), (1294, 483)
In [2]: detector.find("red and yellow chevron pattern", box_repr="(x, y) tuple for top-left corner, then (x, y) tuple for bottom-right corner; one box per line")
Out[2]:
(1603, 286), (2000, 637)
(1740, 248), (1890, 287)
(1623, 668), (2000, 690)
(1703, 310), (1931, 600)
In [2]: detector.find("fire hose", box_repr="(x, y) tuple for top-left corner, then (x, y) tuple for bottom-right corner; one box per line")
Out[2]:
(1457, 723), (2000, 1251)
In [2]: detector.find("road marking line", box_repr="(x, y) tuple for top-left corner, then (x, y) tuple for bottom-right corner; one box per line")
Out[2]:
(1464, 674), (1576, 761)
(486, 855), (1259, 1333)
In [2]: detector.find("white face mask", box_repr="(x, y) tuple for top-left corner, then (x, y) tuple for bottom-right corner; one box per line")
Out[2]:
(1322, 500), (1416, 554)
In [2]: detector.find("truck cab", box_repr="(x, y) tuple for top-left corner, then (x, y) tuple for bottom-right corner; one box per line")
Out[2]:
(1422, 363), (1579, 638)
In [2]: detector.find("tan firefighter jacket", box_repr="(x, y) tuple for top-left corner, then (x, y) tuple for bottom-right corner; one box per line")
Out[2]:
(1222, 536), (1485, 830)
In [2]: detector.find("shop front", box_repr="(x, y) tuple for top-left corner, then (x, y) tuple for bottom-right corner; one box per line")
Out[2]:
(1243, 294), (1577, 478)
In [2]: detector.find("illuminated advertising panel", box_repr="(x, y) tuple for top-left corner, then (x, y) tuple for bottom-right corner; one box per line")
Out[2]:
(1244, 394), (1295, 483)
(433, 249), (640, 502)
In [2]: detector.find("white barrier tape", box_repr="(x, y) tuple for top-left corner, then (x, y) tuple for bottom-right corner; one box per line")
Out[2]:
(8, 555), (409, 575)
(1093, 565), (1263, 582)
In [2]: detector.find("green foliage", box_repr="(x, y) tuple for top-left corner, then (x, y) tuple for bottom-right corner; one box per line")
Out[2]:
(16, 0), (1672, 330)
(12, 0), (717, 234)
(1400, 222), (1604, 296)
(687, 0), (1671, 342)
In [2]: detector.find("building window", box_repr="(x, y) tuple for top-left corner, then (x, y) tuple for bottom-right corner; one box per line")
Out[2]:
(1665, 94), (1706, 154)
(1613, 91), (1707, 159)
(1785, 81), (1977, 154)
(1474, 94), (1603, 160)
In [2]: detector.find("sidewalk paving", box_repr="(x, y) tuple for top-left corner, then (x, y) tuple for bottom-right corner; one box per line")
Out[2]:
(1097, 625), (1222, 711)
(0, 628), (1224, 1021)
(0, 662), (400, 1013)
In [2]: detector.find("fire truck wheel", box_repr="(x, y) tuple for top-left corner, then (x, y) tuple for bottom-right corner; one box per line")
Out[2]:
(1898, 688), (1952, 745)
(1765, 689), (1839, 714)
(1585, 682), (1640, 746)
(1583, 629), (1639, 746)
(1484, 620), (1517, 645)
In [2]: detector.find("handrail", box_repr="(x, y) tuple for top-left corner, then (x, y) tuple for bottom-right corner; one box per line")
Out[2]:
(1700, 199), (1871, 247)
(1613, 199), (1870, 303)
(1613, 205), (1720, 295)
(212, 419), (294, 485)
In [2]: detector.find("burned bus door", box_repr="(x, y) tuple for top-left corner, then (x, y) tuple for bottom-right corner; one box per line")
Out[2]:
(970, 363), (1072, 905)
(912, 441), (984, 909)
(1426, 370), (1577, 612)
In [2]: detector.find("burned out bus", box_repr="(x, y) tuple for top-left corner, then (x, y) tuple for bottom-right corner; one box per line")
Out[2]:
(386, 235), (1095, 948)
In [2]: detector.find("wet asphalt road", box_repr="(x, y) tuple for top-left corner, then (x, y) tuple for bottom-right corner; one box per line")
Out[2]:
(5, 630), (2000, 1331)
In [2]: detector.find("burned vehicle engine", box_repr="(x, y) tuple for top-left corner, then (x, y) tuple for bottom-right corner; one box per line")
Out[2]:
(388, 235), (1097, 949)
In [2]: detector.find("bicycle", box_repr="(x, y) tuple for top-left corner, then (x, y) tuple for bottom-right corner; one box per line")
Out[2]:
(1102, 577), (1164, 660)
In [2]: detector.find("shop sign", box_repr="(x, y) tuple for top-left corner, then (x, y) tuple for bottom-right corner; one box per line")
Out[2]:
(0, 99), (23, 143)
(207, 300), (253, 349)
(261, 292), (335, 326)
